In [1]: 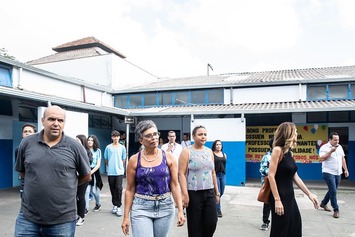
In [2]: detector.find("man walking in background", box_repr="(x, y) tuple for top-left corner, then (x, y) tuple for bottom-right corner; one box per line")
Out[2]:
(319, 132), (349, 218)
(104, 130), (127, 217)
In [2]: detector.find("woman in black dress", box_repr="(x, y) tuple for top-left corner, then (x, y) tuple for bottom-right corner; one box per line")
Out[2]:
(268, 122), (319, 237)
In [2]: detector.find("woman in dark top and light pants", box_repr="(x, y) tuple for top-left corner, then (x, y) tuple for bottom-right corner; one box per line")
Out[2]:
(212, 140), (227, 218)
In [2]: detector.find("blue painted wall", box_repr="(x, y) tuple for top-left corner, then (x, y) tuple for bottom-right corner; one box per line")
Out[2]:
(348, 141), (355, 182)
(88, 128), (111, 174)
(0, 140), (13, 188)
(206, 141), (246, 186)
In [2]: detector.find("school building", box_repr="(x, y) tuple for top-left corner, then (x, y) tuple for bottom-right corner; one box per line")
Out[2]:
(1, 37), (355, 189)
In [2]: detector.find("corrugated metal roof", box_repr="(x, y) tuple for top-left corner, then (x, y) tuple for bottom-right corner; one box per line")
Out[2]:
(128, 100), (355, 116)
(115, 65), (355, 93)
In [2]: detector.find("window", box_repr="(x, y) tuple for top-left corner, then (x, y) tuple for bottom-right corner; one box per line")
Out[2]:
(307, 112), (327, 123)
(328, 84), (348, 99)
(175, 92), (189, 105)
(143, 93), (156, 107)
(207, 89), (223, 104)
(191, 90), (205, 104)
(308, 85), (326, 100)
(113, 88), (224, 108)
(328, 111), (349, 122)
(351, 84), (355, 98)
(159, 93), (173, 106)
(129, 95), (143, 107)
(115, 95), (128, 108)
(0, 65), (12, 87)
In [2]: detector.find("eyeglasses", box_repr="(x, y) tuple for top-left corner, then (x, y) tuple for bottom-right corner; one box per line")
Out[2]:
(142, 132), (160, 139)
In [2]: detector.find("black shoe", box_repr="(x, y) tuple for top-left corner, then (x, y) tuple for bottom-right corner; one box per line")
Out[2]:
(260, 222), (269, 230)
(217, 210), (223, 218)
(84, 209), (89, 216)
(93, 204), (101, 212)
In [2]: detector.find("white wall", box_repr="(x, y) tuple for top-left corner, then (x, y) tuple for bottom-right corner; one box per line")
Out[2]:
(34, 54), (113, 88)
(37, 107), (88, 139)
(232, 85), (307, 104)
(111, 57), (157, 89)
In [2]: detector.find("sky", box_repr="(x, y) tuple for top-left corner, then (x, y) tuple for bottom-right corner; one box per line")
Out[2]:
(2, 0), (355, 79)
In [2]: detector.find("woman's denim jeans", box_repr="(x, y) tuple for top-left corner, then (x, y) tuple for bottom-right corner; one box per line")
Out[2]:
(85, 175), (100, 210)
(15, 213), (76, 237)
(322, 172), (341, 211)
(216, 172), (226, 211)
(130, 196), (175, 237)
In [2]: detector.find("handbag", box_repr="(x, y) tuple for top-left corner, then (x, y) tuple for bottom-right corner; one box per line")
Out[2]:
(257, 177), (271, 203)
(257, 151), (284, 204)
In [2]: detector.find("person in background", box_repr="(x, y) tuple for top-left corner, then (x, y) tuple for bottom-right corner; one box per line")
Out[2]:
(161, 131), (183, 165)
(259, 137), (273, 231)
(121, 120), (185, 236)
(104, 130), (126, 217)
(15, 123), (37, 197)
(268, 122), (319, 237)
(75, 134), (93, 226)
(181, 134), (191, 149)
(179, 125), (219, 237)
(158, 137), (164, 148)
(85, 135), (103, 214)
(15, 105), (91, 237)
(319, 132), (349, 218)
(119, 132), (127, 177)
(211, 139), (227, 218)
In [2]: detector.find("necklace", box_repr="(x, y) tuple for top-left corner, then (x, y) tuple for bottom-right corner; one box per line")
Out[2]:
(142, 150), (159, 162)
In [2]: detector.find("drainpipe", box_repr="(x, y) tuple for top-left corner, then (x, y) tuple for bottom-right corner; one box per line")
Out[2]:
(298, 83), (302, 102)
(230, 87), (233, 104)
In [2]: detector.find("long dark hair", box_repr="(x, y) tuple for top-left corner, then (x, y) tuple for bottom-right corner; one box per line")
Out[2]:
(212, 140), (223, 152)
(88, 135), (100, 151)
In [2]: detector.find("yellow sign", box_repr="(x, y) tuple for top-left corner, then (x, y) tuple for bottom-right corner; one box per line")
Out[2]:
(246, 124), (328, 163)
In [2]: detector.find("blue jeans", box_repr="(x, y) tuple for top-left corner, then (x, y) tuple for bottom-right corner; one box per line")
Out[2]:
(130, 196), (175, 237)
(216, 172), (226, 211)
(85, 176), (100, 209)
(15, 213), (76, 237)
(322, 172), (341, 212)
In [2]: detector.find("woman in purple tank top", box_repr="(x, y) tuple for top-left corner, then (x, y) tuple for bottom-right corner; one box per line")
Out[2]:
(121, 120), (185, 237)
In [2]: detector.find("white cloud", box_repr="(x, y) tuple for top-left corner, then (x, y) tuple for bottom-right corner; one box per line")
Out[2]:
(1, 0), (355, 79)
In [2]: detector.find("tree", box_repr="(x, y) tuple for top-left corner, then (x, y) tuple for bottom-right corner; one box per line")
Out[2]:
(0, 48), (16, 60)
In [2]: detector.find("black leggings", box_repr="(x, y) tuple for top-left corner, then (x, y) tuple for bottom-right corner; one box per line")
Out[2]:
(77, 182), (89, 218)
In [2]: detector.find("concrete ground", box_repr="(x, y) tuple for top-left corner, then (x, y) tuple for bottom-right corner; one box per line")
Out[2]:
(1, 177), (355, 237)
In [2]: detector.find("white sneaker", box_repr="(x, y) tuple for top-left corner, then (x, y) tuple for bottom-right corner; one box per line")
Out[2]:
(116, 207), (122, 217)
(76, 217), (85, 226)
(112, 206), (118, 214)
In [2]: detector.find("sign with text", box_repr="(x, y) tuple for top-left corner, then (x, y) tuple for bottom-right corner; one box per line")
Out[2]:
(246, 124), (328, 163)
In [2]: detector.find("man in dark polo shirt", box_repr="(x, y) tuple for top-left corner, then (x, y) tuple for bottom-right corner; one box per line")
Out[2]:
(15, 105), (91, 237)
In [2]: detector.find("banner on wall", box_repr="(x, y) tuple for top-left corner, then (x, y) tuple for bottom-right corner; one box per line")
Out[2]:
(246, 124), (328, 163)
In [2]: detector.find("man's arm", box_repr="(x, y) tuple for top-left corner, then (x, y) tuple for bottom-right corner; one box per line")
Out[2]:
(319, 145), (337, 162)
(78, 173), (92, 186)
